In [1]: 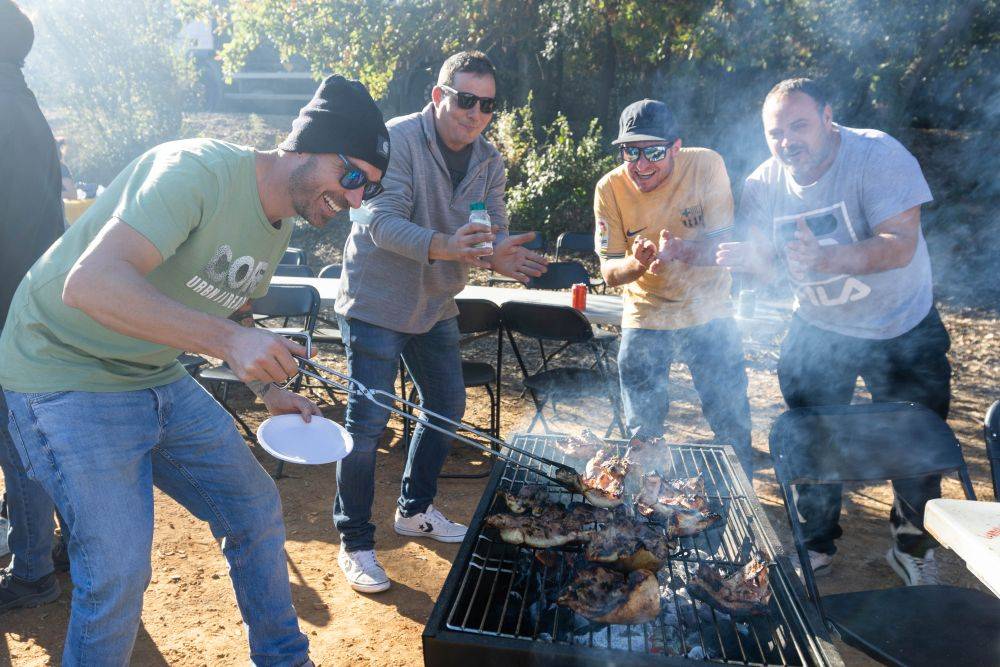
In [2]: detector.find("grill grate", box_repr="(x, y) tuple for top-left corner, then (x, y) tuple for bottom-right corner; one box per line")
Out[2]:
(424, 435), (840, 666)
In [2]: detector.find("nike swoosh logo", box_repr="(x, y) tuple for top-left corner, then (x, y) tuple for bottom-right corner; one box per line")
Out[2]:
(625, 227), (647, 238)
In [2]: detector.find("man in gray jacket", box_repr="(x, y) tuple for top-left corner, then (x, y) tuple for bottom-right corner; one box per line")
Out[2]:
(334, 51), (546, 593)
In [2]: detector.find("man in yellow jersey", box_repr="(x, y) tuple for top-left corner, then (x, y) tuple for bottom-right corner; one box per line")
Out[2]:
(595, 99), (752, 474)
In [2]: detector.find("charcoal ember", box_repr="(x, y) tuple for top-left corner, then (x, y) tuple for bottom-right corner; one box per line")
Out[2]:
(572, 619), (652, 652)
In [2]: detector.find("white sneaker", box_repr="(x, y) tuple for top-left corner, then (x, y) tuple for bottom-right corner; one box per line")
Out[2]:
(886, 546), (940, 586)
(337, 545), (390, 594)
(808, 550), (833, 577)
(394, 504), (467, 543)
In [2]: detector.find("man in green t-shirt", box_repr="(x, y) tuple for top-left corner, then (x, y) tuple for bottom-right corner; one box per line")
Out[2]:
(0, 75), (389, 665)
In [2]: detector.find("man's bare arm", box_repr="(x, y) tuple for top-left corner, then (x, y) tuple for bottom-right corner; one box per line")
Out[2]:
(792, 206), (921, 275)
(62, 218), (304, 383)
(601, 236), (657, 287)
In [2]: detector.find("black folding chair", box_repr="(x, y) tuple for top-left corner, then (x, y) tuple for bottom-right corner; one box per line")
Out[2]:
(273, 264), (315, 278)
(501, 301), (624, 437)
(198, 284), (320, 476)
(309, 263), (344, 351)
(984, 399), (1000, 501)
(487, 231), (543, 286)
(554, 232), (605, 293)
(178, 353), (208, 376)
(516, 261), (617, 375)
(281, 247), (307, 266)
(317, 263), (342, 279)
(401, 299), (503, 479)
(770, 402), (1000, 666)
(554, 231), (593, 260)
(525, 260), (590, 290)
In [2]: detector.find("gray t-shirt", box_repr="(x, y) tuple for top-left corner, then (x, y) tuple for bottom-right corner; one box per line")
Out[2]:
(740, 125), (933, 339)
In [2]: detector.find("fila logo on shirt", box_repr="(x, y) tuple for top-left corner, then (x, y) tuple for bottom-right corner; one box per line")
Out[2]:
(680, 205), (704, 228)
(184, 244), (271, 311)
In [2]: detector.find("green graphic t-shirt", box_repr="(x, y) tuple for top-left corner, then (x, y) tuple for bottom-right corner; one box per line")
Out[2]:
(0, 139), (292, 392)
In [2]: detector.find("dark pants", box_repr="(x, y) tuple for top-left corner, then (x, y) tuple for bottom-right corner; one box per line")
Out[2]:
(618, 317), (753, 474)
(778, 307), (951, 556)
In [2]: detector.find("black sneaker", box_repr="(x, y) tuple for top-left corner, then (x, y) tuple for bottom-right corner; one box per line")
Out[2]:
(0, 568), (60, 613)
(52, 541), (71, 574)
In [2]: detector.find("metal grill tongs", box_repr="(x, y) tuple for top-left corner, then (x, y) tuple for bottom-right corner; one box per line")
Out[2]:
(291, 355), (583, 491)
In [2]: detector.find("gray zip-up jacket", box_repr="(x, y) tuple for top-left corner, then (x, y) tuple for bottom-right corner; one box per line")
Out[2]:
(335, 103), (509, 334)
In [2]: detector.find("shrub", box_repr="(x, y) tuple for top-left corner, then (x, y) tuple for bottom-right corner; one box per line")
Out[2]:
(24, 0), (197, 184)
(491, 100), (616, 242)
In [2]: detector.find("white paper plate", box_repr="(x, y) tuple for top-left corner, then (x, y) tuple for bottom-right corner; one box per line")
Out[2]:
(256, 414), (353, 465)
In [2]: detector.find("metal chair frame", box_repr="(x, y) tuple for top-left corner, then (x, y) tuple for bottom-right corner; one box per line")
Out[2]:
(500, 301), (624, 438)
(984, 399), (1000, 501)
(768, 402), (998, 666)
(272, 264), (316, 278)
(281, 247), (307, 266)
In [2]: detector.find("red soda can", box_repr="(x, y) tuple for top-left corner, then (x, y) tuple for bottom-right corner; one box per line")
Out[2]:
(571, 283), (587, 311)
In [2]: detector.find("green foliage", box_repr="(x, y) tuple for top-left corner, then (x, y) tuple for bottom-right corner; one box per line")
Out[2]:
(491, 101), (616, 239)
(206, 0), (996, 133)
(22, 0), (197, 183)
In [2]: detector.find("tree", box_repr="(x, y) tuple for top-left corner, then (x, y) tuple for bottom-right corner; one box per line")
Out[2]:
(22, 0), (196, 182)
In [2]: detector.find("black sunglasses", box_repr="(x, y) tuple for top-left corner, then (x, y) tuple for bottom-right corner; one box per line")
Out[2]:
(338, 154), (383, 201)
(620, 143), (674, 163)
(439, 84), (496, 114)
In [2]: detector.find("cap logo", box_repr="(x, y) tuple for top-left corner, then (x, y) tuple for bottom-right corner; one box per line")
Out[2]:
(377, 136), (390, 158)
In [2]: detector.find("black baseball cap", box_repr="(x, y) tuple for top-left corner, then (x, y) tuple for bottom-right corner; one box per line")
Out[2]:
(612, 99), (680, 145)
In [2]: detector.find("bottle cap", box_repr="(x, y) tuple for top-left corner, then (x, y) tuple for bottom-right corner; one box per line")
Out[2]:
(470, 202), (485, 211)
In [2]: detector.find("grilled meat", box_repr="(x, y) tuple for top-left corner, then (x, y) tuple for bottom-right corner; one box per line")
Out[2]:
(557, 567), (661, 624)
(638, 472), (710, 513)
(579, 449), (630, 508)
(501, 484), (550, 515)
(553, 429), (606, 460)
(585, 518), (675, 571)
(688, 557), (772, 617)
(486, 500), (610, 548)
(635, 472), (720, 536)
(486, 510), (586, 548)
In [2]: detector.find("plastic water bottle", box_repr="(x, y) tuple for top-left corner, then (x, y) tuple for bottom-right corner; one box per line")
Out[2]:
(469, 202), (493, 251)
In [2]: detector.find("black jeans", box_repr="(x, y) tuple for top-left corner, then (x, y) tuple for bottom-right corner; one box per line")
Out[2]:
(778, 307), (951, 556)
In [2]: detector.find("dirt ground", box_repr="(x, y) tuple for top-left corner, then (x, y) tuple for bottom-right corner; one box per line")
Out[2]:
(1, 303), (997, 666)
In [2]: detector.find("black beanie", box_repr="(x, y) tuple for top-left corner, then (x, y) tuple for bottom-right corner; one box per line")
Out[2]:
(0, 1), (34, 67)
(279, 75), (390, 175)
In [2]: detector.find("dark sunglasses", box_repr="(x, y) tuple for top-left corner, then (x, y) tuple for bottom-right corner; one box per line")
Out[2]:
(620, 143), (673, 163)
(338, 154), (383, 201)
(439, 84), (496, 114)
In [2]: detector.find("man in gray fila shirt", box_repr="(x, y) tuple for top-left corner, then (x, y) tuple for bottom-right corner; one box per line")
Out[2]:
(333, 51), (547, 594)
(718, 78), (950, 586)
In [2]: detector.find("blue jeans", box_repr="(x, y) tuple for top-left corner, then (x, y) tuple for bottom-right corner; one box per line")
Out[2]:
(618, 317), (752, 474)
(0, 388), (57, 581)
(335, 316), (465, 552)
(4, 376), (309, 666)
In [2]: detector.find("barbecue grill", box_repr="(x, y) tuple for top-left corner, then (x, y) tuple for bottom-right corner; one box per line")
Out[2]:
(423, 434), (843, 666)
